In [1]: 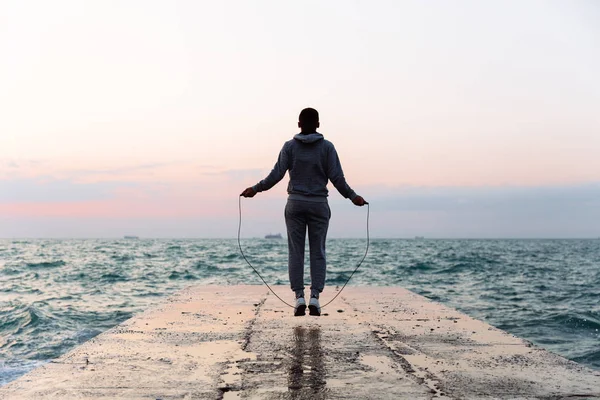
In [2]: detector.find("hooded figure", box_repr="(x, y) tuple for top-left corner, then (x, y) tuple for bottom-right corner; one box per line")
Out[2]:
(241, 108), (367, 316)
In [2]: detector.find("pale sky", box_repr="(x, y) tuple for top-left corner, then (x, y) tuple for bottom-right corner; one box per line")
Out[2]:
(1, 0), (599, 238)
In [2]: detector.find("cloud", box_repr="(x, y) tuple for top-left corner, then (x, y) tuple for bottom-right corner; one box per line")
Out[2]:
(0, 158), (222, 182)
(0, 178), (125, 203)
(337, 183), (600, 238)
(67, 162), (180, 177)
(362, 184), (600, 213)
(0, 159), (44, 175)
(375, 184), (600, 215)
(0, 173), (253, 219)
(0, 178), (599, 238)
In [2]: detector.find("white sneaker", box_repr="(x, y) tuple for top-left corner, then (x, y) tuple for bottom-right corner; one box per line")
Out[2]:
(294, 297), (306, 316)
(308, 296), (321, 316)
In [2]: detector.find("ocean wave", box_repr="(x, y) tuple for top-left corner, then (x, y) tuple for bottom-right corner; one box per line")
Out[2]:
(406, 261), (437, 271)
(0, 303), (52, 341)
(100, 273), (128, 283)
(435, 263), (472, 274)
(168, 270), (197, 280)
(1, 267), (23, 275)
(26, 260), (66, 268)
(192, 261), (219, 271)
(110, 254), (135, 262)
(549, 312), (600, 332)
(573, 349), (600, 369)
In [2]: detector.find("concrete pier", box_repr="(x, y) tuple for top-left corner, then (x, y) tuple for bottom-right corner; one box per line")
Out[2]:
(1, 285), (599, 399)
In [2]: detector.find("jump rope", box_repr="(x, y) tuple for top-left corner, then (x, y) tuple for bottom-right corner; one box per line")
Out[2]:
(237, 195), (370, 309)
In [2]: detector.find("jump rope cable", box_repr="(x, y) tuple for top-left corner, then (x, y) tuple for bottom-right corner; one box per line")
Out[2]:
(237, 195), (370, 309)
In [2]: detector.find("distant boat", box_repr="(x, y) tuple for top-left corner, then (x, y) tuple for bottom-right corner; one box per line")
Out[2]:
(414, 236), (425, 240)
(124, 235), (139, 239)
(265, 233), (283, 239)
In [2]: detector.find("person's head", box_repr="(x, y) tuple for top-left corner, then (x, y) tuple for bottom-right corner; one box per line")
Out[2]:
(298, 108), (320, 133)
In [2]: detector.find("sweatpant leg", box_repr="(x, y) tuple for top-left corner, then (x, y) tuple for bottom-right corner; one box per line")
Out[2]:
(285, 200), (307, 296)
(307, 202), (330, 298)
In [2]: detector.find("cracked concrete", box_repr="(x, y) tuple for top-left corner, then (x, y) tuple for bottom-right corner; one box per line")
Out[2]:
(1, 286), (599, 399)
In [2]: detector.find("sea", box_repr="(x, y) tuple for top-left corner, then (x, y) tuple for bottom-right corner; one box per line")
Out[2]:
(1, 238), (599, 385)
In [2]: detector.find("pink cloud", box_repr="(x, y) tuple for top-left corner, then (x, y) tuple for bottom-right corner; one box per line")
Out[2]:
(0, 177), (280, 219)
(0, 197), (231, 218)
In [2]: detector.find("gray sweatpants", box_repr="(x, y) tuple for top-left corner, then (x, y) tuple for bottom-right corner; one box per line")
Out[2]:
(285, 200), (331, 299)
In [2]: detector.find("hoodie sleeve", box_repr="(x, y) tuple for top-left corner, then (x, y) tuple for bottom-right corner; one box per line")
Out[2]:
(252, 143), (290, 193)
(326, 143), (358, 200)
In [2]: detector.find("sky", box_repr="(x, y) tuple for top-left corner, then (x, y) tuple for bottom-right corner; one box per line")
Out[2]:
(1, 0), (599, 238)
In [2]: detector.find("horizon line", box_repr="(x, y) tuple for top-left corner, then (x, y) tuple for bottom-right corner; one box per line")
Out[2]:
(1, 237), (599, 240)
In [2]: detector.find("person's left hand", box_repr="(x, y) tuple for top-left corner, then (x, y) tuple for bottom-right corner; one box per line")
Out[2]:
(241, 187), (257, 198)
(352, 196), (367, 206)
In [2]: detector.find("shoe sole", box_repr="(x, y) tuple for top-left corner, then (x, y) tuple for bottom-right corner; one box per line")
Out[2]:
(308, 305), (321, 316)
(294, 304), (306, 316)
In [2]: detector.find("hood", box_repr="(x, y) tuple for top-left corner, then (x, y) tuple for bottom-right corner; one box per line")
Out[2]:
(294, 133), (324, 144)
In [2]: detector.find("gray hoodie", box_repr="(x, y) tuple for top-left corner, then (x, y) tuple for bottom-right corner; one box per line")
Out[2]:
(252, 133), (357, 202)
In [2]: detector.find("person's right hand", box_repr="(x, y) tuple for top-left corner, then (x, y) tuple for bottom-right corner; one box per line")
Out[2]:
(240, 187), (257, 198)
(352, 196), (367, 206)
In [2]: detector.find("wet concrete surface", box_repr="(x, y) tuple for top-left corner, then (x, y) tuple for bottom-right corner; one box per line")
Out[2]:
(1, 285), (599, 399)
